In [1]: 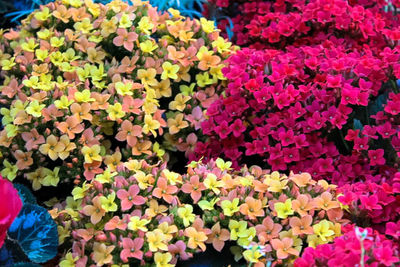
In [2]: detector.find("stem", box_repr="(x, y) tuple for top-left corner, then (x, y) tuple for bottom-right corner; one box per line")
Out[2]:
(339, 129), (351, 153)
(391, 80), (399, 94)
(360, 239), (365, 267)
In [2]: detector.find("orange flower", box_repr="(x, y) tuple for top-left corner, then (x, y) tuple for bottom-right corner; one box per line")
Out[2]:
(181, 175), (206, 203)
(239, 197), (265, 220)
(313, 192), (340, 211)
(292, 194), (314, 217)
(196, 46), (221, 71)
(91, 92), (110, 110)
(185, 227), (208, 251)
(167, 113), (189, 135)
(71, 7), (91, 22)
(270, 237), (299, 259)
(118, 55), (139, 73)
(14, 150), (33, 170)
(122, 96), (143, 114)
(79, 128), (100, 147)
(83, 161), (103, 181)
(115, 120), (142, 147)
(289, 215), (314, 235)
(39, 135), (65, 161)
(56, 116), (84, 139)
(255, 216), (282, 243)
(152, 177), (178, 204)
(290, 172), (316, 187)
(53, 4), (71, 23)
(145, 199), (168, 218)
(206, 222), (230, 252)
(82, 196), (106, 225)
(104, 150), (122, 172)
(167, 46), (185, 61)
(131, 140), (152, 156)
(21, 129), (45, 151)
(70, 103), (92, 122)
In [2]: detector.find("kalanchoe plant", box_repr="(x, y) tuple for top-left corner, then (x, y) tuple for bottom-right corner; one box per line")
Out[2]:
(0, 0), (234, 195)
(53, 158), (346, 266)
(294, 224), (400, 267)
(195, 0), (400, 185)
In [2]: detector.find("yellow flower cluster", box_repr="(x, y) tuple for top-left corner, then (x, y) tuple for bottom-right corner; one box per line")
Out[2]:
(0, 0), (235, 190)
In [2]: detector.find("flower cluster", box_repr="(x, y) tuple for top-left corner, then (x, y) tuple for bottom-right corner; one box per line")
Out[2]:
(53, 158), (345, 266)
(0, 0), (233, 191)
(195, 22), (400, 184)
(294, 224), (400, 267)
(205, 0), (400, 49)
(337, 172), (400, 233)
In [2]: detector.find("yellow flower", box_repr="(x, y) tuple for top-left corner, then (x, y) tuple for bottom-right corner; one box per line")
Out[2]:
(42, 167), (60, 187)
(99, 192), (117, 212)
(196, 72), (214, 87)
(54, 95), (74, 109)
(34, 7), (51, 21)
(138, 16), (154, 35)
(81, 145), (102, 163)
(143, 115), (160, 137)
(35, 49), (48, 62)
(59, 252), (78, 267)
(137, 68), (158, 88)
(313, 220), (335, 242)
(107, 103), (125, 120)
(177, 204), (195, 227)
(153, 142), (165, 159)
(95, 168), (117, 184)
(26, 168), (47, 191)
(92, 243), (115, 266)
(154, 252), (173, 267)
(134, 171), (154, 190)
(5, 124), (18, 138)
(274, 199), (294, 219)
(63, 48), (80, 61)
(128, 216), (150, 232)
(243, 247), (263, 263)
(1, 159), (18, 181)
(139, 40), (158, 54)
(115, 81), (134, 96)
(169, 93), (190, 111)
(221, 198), (240, 216)
(161, 62), (180, 80)
(74, 89), (95, 102)
(200, 18), (216, 34)
(162, 169), (181, 185)
(146, 229), (168, 252)
(203, 173), (223, 194)
(1, 57), (16, 70)
(74, 18), (93, 34)
(216, 158), (233, 171)
(237, 227), (256, 247)
(37, 29), (51, 39)
(228, 220), (247, 240)
(21, 39), (38, 52)
(119, 13), (132, 28)
(180, 83), (195, 96)
(50, 36), (65, 48)
(198, 197), (219, 211)
(71, 181), (91, 200)
(212, 36), (232, 53)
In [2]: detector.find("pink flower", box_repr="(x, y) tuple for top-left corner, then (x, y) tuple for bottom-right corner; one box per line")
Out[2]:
(368, 149), (385, 166)
(120, 237), (144, 262)
(117, 185), (146, 211)
(0, 177), (22, 248)
(113, 28), (138, 52)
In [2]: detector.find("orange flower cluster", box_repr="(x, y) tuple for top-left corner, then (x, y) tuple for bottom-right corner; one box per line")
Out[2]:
(0, 0), (234, 190)
(53, 158), (348, 266)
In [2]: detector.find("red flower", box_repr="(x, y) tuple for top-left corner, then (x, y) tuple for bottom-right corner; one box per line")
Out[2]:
(368, 149), (385, 166)
(0, 177), (22, 248)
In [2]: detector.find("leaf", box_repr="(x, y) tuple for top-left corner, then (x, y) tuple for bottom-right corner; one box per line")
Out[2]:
(7, 204), (58, 264)
(13, 184), (37, 205)
(353, 119), (363, 131)
(368, 92), (388, 115)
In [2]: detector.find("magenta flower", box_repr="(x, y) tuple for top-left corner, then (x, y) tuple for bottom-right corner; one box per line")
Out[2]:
(0, 176), (22, 248)
(117, 185), (146, 211)
(368, 149), (385, 166)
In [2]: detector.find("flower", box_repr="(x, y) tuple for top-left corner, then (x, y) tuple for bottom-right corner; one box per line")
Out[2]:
(271, 237), (299, 259)
(113, 28), (138, 52)
(161, 62), (180, 80)
(275, 199), (294, 219)
(221, 198), (240, 216)
(117, 185), (146, 211)
(92, 242), (115, 266)
(82, 196), (106, 225)
(177, 204), (195, 227)
(206, 222), (230, 252)
(39, 135), (66, 161)
(185, 227), (208, 251)
(154, 252), (173, 267)
(81, 145), (102, 164)
(120, 237), (144, 262)
(240, 197), (265, 220)
(146, 229), (168, 252)
(0, 177), (22, 248)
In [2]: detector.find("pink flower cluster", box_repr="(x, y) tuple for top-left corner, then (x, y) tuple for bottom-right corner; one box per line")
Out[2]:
(294, 224), (400, 267)
(196, 0), (400, 184)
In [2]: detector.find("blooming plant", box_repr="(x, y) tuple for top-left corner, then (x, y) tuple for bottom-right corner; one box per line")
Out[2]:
(0, 0), (233, 192)
(195, 15), (400, 184)
(294, 224), (400, 267)
(53, 158), (346, 266)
